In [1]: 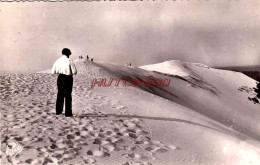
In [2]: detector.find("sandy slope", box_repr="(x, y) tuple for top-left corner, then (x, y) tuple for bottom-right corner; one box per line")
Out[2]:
(94, 80), (260, 165)
(95, 60), (260, 140)
(139, 61), (260, 140)
(1, 59), (260, 165)
(1, 63), (178, 165)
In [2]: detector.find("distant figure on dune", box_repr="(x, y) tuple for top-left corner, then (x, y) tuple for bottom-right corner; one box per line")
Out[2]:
(87, 55), (89, 60)
(125, 62), (132, 66)
(51, 48), (77, 117)
(91, 58), (93, 62)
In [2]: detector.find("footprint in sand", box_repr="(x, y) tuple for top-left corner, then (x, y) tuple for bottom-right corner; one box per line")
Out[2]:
(83, 157), (96, 164)
(1, 73), (181, 165)
(123, 162), (152, 165)
(86, 149), (110, 157)
(24, 158), (43, 164)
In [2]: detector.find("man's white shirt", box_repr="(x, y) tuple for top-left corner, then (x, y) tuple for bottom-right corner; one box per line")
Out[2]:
(52, 55), (77, 76)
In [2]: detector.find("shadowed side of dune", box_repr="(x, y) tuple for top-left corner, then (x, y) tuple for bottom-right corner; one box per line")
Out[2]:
(37, 60), (260, 141)
(93, 62), (260, 141)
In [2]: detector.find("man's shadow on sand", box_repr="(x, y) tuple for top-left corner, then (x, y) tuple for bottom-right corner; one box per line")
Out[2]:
(78, 113), (248, 141)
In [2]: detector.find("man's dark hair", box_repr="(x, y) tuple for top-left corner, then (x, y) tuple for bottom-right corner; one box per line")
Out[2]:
(62, 48), (71, 56)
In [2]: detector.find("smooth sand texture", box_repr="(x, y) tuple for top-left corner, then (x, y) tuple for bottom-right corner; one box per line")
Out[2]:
(1, 60), (260, 165)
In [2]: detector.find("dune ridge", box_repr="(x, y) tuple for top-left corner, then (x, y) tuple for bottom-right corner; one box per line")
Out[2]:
(1, 59), (260, 164)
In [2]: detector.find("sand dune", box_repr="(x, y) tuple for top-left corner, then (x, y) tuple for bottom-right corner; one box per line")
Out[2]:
(1, 59), (260, 164)
(1, 68), (177, 165)
(95, 60), (260, 140)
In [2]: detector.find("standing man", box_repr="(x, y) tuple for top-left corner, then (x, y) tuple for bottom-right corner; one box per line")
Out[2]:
(52, 48), (77, 117)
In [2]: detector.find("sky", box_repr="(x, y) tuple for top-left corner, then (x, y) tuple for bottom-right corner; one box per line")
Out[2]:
(0, 1), (260, 71)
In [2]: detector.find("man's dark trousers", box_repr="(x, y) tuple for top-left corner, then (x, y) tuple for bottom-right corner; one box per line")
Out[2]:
(56, 74), (73, 116)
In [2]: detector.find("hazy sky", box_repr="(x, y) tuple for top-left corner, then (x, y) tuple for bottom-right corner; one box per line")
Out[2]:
(1, 1), (260, 71)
